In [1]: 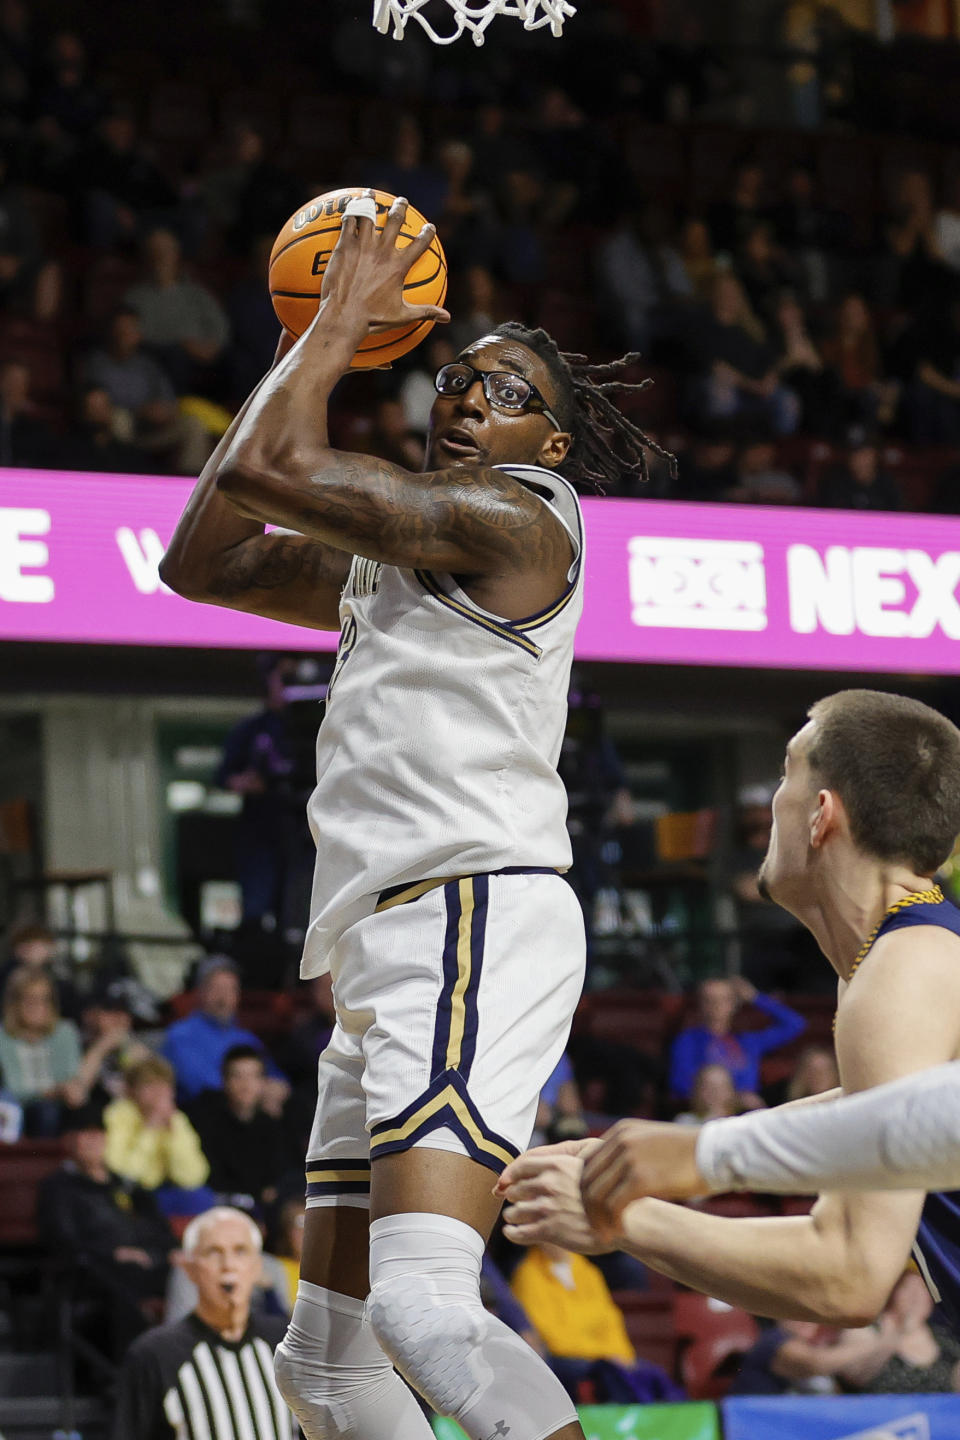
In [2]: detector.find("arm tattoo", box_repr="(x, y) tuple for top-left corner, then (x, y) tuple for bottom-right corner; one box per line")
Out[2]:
(208, 534), (350, 599)
(286, 453), (563, 574)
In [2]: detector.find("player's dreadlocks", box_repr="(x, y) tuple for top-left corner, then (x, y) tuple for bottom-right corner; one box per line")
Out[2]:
(492, 322), (677, 493)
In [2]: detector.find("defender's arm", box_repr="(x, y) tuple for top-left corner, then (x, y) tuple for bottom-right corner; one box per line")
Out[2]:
(611, 927), (960, 1324)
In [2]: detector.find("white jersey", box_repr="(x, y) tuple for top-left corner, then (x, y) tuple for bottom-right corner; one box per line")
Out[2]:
(300, 463), (585, 978)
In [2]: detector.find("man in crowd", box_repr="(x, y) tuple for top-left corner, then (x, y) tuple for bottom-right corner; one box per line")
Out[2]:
(189, 1043), (291, 1211)
(39, 1103), (174, 1356)
(162, 954), (289, 1111)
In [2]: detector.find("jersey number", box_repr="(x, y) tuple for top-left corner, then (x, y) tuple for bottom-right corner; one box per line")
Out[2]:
(327, 614), (358, 701)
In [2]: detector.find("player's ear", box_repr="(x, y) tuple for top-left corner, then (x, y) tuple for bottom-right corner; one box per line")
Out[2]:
(810, 789), (839, 848)
(538, 429), (572, 469)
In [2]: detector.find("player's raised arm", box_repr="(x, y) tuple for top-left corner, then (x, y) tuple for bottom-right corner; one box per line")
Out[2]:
(212, 194), (574, 595)
(159, 331), (351, 631)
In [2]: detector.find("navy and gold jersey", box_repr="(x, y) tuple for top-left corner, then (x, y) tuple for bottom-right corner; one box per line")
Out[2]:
(877, 894), (960, 1327)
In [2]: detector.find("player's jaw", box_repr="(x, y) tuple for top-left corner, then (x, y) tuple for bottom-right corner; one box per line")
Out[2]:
(759, 740), (819, 914)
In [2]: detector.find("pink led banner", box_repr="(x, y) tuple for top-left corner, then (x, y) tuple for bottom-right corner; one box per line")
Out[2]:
(1, 469), (959, 673)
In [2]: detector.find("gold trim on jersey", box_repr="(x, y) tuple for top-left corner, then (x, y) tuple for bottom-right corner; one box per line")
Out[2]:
(414, 570), (543, 658)
(370, 1084), (516, 1169)
(374, 874), (468, 913)
(305, 1166), (372, 1185)
(445, 877), (475, 1070)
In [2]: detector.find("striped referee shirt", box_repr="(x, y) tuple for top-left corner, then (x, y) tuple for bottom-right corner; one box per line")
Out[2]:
(111, 1312), (297, 1440)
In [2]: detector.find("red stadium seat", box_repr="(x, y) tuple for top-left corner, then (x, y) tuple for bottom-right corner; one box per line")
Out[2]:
(697, 1193), (776, 1220)
(147, 82), (212, 143)
(575, 989), (683, 1056)
(674, 1291), (758, 1399)
(0, 1139), (66, 1250)
(612, 1291), (679, 1375)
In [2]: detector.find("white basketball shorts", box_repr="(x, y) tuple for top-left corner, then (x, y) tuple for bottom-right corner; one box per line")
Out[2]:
(304, 868), (586, 1206)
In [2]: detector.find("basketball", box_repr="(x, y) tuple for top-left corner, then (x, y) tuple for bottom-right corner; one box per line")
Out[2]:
(268, 187), (448, 369)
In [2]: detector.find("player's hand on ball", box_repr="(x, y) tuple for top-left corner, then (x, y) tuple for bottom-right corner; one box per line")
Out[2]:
(580, 1120), (707, 1237)
(322, 189), (451, 334)
(496, 1145), (614, 1255)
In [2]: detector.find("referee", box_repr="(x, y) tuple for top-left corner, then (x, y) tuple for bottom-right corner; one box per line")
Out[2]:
(111, 1206), (297, 1439)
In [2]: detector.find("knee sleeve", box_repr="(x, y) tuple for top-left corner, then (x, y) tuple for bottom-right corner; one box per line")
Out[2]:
(366, 1213), (578, 1440)
(274, 1281), (432, 1440)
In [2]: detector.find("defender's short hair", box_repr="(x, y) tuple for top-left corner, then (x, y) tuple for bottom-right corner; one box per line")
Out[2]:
(806, 690), (960, 874)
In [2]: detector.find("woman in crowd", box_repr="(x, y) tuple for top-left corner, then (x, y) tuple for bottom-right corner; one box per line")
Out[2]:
(0, 968), (81, 1136)
(820, 292), (897, 432)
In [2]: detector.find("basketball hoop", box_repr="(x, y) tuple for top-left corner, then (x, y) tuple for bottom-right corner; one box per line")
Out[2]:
(372, 0), (576, 47)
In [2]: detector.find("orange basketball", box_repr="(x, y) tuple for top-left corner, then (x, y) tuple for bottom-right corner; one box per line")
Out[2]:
(268, 187), (448, 369)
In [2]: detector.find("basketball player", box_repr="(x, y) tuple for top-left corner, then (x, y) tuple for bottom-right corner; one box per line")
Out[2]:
(161, 193), (666, 1440)
(498, 690), (960, 1331)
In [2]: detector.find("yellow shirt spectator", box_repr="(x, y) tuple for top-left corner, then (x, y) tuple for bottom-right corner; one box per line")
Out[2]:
(104, 1054), (209, 1191)
(510, 1245), (635, 1365)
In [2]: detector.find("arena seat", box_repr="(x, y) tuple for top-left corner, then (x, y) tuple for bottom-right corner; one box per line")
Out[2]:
(0, 1139), (65, 1254)
(147, 82), (212, 143)
(219, 89), (283, 145)
(687, 128), (743, 206)
(674, 1291), (758, 1399)
(611, 1291), (679, 1375)
(698, 1192), (776, 1220)
(619, 122), (685, 200)
(574, 988), (683, 1055)
(536, 291), (602, 356)
(778, 1196), (815, 1216)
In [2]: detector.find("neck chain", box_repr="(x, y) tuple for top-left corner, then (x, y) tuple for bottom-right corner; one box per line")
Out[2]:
(846, 885), (945, 987)
(834, 885), (945, 1035)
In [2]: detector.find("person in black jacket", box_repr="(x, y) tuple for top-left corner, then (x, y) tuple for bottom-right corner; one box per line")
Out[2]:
(38, 1102), (175, 1358)
(188, 1044), (290, 1212)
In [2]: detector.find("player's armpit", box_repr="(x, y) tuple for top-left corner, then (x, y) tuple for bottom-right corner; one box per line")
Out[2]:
(216, 452), (573, 587)
(169, 529), (350, 630)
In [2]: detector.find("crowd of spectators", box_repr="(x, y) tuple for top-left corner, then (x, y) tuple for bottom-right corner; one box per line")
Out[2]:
(0, 1), (959, 511)
(4, 904), (958, 1411)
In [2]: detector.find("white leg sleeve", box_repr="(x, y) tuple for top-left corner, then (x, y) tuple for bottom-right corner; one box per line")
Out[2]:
(697, 1061), (960, 1195)
(274, 1281), (433, 1440)
(366, 1212), (579, 1440)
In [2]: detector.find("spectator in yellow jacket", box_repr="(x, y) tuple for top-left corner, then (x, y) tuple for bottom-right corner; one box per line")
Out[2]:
(510, 1242), (635, 1365)
(104, 1055), (211, 1215)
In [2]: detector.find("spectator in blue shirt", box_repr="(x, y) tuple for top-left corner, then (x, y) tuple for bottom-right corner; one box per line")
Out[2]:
(668, 975), (806, 1107)
(163, 956), (289, 1114)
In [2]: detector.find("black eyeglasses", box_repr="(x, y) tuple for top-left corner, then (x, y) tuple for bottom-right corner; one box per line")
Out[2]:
(434, 363), (561, 430)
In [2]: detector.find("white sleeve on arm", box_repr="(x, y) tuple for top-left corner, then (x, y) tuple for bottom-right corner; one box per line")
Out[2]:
(696, 1062), (960, 1194)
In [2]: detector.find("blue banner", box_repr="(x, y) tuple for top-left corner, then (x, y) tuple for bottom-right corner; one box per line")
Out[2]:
(724, 1393), (960, 1439)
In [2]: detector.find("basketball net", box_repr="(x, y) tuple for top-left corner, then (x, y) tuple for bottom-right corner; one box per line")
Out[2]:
(372, 0), (576, 46)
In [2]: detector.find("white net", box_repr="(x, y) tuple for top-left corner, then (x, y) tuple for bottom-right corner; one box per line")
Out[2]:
(372, 0), (576, 47)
